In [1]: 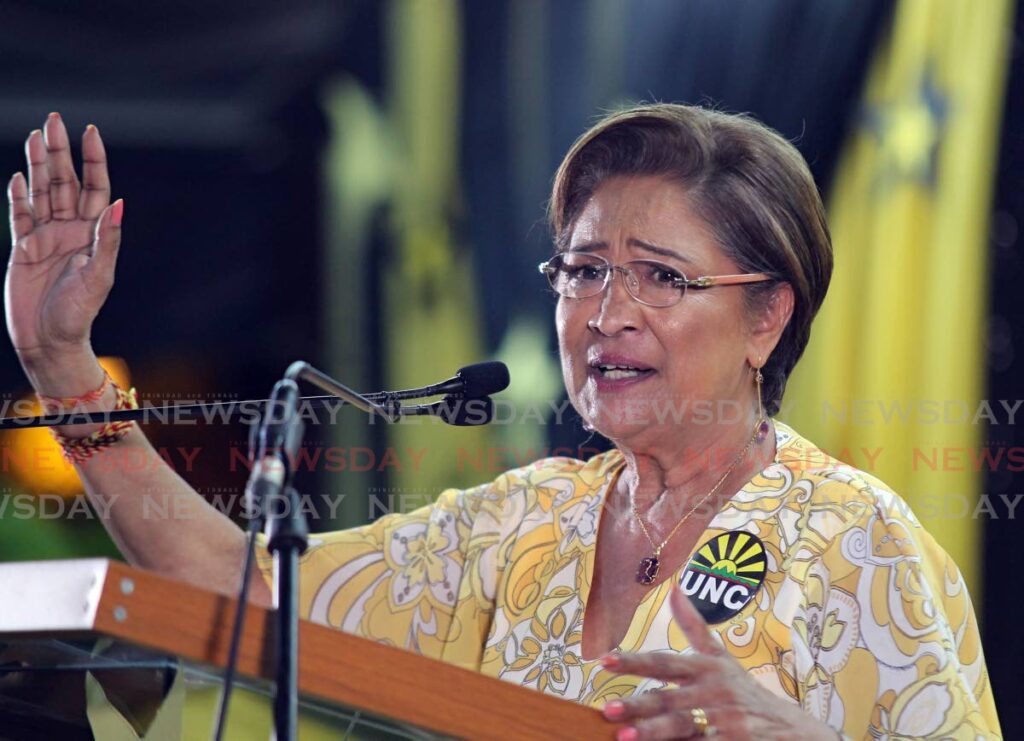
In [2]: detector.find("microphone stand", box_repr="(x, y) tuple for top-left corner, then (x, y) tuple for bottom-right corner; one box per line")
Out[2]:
(266, 482), (306, 741)
(255, 363), (396, 741)
(263, 410), (307, 741)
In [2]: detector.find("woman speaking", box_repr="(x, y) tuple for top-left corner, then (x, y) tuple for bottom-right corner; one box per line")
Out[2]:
(5, 105), (999, 739)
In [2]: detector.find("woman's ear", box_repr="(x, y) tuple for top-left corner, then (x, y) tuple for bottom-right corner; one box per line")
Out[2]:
(747, 282), (795, 364)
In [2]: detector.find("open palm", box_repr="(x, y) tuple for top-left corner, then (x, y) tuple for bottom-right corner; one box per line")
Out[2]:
(5, 113), (122, 362)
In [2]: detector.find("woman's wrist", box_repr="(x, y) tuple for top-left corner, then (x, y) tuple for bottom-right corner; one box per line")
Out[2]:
(18, 343), (124, 440)
(18, 342), (105, 399)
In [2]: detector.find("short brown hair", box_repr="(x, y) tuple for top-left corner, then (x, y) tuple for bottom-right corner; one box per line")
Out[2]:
(548, 103), (833, 416)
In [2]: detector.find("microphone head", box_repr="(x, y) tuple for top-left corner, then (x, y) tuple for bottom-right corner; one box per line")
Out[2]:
(456, 362), (510, 398)
(439, 397), (494, 426)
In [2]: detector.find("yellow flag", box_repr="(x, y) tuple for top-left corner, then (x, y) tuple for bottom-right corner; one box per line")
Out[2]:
(785, 0), (1012, 594)
(384, 0), (491, 503)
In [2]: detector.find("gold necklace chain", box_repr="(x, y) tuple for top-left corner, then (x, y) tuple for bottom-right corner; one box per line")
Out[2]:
(631, 423), (759, 559)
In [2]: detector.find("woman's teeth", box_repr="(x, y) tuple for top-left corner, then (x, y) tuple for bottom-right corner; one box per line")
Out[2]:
(597, 365), (646, 379)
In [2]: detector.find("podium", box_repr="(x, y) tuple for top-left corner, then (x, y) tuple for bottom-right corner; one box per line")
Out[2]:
(0, 559), (617, 739)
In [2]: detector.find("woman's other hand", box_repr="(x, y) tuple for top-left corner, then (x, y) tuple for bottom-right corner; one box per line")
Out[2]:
(5, 113), (122, 381)
(601, 586), (838, 740)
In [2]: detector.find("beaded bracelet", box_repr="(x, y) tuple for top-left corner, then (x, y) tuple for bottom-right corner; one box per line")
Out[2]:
(37, 370), (113, 411)
(51, 384), (139, 464)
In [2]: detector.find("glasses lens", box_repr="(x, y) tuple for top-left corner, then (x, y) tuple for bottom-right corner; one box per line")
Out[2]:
(627, 260), (687, 307)
(548, 253), (608, 298)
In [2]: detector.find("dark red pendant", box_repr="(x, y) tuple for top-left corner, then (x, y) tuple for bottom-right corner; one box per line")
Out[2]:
(637, 557), (660, 585)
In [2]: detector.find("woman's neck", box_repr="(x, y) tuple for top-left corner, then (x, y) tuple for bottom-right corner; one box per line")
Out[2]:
(614, 417), (775, 514)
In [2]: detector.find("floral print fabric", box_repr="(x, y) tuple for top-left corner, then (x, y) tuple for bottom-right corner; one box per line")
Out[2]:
(257, 422), (1000, 738)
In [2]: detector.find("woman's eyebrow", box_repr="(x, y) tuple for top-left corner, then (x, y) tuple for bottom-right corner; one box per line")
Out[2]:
(567, 241), (608, 253)
(568, 239), (693, 264)
(628, 238), (692, 263)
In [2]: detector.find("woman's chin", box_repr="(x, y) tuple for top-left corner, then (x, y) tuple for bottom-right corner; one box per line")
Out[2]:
(579, 391), (663, 432)
(586, 414), (662, 444)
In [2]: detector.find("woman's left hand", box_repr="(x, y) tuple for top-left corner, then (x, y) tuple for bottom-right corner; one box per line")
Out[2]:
(600, 586), (837, 740)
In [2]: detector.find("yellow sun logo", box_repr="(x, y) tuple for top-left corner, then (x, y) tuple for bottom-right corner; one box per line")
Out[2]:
(691, 531), (766, 588)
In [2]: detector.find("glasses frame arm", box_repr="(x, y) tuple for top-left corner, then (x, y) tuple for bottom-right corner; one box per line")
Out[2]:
(683, 272), (773, 289)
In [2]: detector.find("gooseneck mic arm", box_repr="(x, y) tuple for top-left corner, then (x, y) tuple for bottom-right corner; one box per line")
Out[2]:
(283, 361), (396, 421)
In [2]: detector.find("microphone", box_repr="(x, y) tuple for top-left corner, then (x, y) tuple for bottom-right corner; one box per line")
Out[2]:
(381, 361), (509, 401)
(397, 396), (494, 426)
(0, 362), (510, 429)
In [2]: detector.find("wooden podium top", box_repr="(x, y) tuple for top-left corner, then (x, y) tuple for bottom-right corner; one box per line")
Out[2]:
(0, 558), (619, 739)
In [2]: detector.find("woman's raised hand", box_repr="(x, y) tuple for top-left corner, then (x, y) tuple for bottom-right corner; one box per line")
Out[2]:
(5, 113), (122, 378)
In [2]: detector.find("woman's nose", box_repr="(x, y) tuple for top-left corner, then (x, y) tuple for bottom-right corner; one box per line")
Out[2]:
(587, 268), (642, 336)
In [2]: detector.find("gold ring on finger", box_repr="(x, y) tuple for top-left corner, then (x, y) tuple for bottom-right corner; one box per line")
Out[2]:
(690, 707), (716, 737)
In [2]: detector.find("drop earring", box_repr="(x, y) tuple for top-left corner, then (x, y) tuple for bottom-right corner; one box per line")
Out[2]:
(754, 357), (770, 444)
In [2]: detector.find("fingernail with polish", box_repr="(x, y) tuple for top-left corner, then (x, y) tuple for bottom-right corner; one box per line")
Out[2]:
(600, 653), (621, 670)
(111, 199), (124, 227)
(616, 727), (638, 741)
(603, 700), (625, 719)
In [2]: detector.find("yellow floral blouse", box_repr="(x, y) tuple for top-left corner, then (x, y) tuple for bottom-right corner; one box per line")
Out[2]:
(257, 422), (1000, 739)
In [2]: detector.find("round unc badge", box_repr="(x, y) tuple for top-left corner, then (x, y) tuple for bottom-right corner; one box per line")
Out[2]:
(679, 530), (767, 624)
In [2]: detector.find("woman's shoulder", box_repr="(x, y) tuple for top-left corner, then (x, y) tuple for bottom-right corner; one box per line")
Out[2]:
(748, 422), (955, 588)
(774, 419), (881, 477)
(769, 420), (925, 541)
(513, 447), (624, 480)
(461, 447), (624, 502)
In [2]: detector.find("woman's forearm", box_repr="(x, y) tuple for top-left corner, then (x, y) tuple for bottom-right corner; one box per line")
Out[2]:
(21, 350), (271, 606)
(76, 427), (271, 605)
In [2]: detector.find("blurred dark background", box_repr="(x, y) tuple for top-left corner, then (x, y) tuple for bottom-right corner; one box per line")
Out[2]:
(0, 0), (1020, 735)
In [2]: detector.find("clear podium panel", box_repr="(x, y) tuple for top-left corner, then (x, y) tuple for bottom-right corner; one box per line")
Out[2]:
(0, 637), (441, 740)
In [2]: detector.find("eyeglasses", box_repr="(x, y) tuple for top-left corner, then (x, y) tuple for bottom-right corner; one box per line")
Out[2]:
(538, 252), (773, 308)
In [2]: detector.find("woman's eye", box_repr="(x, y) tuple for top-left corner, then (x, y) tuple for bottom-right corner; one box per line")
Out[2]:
(650, 266), (682, 284)
(565, 265), (602, 281)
